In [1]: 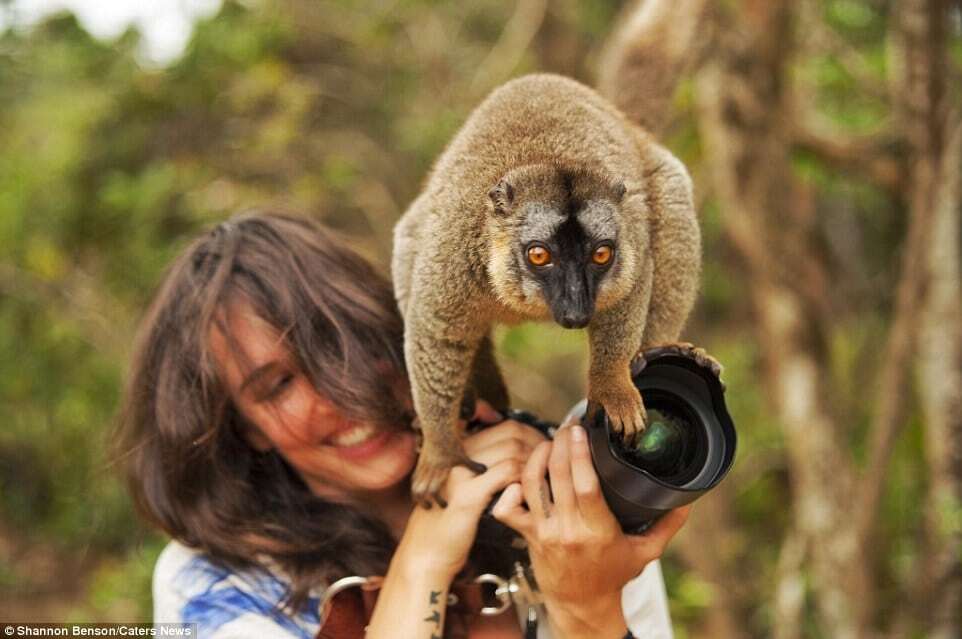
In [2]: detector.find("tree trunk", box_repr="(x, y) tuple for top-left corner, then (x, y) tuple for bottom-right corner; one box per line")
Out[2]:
(914, 116), (962, 639)
(694, 2), (871, 636)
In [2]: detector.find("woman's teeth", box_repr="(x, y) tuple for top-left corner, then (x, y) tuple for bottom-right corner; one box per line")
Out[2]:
(330, 424), (379, 447)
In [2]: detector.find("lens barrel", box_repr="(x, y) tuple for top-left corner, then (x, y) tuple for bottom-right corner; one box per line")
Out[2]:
(579, 348), (737, 532)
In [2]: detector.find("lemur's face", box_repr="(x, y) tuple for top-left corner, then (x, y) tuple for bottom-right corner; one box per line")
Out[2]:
(486, 164), (636, 325)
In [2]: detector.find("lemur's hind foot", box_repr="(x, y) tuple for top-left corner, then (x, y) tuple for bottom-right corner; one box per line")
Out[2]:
(634, 342), (724, 388)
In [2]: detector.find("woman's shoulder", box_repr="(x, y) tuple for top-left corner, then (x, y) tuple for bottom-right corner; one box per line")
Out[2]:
(153, 539), (324, 639)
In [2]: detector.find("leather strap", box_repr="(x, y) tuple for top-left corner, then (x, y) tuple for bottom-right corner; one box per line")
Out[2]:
(317, 581), (491, 639)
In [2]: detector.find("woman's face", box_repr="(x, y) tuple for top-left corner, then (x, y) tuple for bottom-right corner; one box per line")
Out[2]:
(209, 301), (419, 504)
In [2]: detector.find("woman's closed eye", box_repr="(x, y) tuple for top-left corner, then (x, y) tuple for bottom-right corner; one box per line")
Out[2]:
(256, 372), (295, 402)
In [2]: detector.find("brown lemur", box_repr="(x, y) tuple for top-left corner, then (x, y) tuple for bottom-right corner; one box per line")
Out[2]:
(393, 0), (710, 505)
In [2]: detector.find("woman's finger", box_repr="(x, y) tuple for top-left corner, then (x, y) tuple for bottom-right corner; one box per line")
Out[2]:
(464, 420), (547, 454)
(453, 457), (524, 513)
(521, 440), (553, 520)
(568, 424), (611, 522)
(559, 410), (583, 429)
(547, 426), (576, 518)
(472, 399), (504, 424)
(464, 423), (546, 455)
(463, 418), (551, 470)
(491, 482), (533, 534)
(628, 505), (692, 562)
(466, 441), (534, 469)
(446, 443), (525, 495)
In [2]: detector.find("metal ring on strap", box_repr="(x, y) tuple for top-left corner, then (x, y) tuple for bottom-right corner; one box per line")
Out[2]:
(319, 575), (377, 625)
(474, 573), (513, 616)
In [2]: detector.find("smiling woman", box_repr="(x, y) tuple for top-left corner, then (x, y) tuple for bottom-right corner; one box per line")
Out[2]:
(115, 212), (418, 616)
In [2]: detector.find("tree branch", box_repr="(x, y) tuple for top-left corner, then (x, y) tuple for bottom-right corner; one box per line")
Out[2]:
(468, 0), (548, 97)
(855, 0), (950, 552)
(789, 118), (906, 195)
(773, 531), (807, 639)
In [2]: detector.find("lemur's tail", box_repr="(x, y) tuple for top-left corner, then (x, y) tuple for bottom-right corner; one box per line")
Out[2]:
(597, 0), (710, 136)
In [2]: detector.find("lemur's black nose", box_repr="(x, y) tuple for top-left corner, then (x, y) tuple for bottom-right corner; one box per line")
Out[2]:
(558, 313), (590, 329)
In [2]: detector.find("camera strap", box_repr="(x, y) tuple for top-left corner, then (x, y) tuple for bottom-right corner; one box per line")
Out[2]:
(316, 562), (543, 638)
(315, 409), (551, 637)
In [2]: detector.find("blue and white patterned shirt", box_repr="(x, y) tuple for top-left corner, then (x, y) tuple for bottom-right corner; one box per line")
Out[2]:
(153, 540), (674, 638)
(153, 541), (324, 639)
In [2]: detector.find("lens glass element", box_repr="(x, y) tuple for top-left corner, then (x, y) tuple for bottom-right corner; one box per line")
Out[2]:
(611, 395), (708, 486)
(630, 409), (687, 474)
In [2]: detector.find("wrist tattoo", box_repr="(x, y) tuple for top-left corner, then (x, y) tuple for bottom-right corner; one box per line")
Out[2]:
(425, 590), (442, 632)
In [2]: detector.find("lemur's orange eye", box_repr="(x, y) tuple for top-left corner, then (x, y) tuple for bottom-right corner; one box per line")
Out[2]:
(593, 245), (613, 265)
(527, 246), (552, 266)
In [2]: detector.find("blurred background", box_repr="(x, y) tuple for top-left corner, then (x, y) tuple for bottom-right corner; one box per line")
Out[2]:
(1, 0), (959, 637)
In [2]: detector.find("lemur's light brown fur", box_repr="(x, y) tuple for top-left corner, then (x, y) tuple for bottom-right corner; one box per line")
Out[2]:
(392, 1), (704, 505)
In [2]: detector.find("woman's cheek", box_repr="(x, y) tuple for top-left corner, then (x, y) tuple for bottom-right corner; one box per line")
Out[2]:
(398, 430), (418, 459)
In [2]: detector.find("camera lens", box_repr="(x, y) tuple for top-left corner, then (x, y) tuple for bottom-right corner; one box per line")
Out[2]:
(610, 393), (708, 486)
(581, 347), (736, 531)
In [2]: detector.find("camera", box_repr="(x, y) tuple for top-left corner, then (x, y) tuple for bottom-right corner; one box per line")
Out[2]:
(565, 346), (737, 532)
(496, 346), (736, 533)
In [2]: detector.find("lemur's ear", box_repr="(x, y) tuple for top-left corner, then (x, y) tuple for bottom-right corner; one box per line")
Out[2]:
(488, 179), (515, 215)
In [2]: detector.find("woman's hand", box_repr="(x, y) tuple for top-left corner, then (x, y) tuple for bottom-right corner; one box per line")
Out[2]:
(395, 401), (548, 580)
(369, 402), (547, 639)
(492, 422), (690, 638)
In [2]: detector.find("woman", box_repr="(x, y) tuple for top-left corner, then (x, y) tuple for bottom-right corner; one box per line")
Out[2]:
(116, 211), (689, 638)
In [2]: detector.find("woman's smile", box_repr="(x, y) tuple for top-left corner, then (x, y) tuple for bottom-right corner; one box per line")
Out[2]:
(328, 422), (382, 447)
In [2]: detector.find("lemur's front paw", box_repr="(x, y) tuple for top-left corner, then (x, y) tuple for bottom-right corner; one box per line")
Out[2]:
(411, 446), (487, 509)
(592, 382), (647, 442)
(637, 342), (725, 388)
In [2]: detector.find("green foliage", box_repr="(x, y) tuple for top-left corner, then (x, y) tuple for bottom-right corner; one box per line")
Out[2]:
(665, 564), (715, 639)
(72, 537), (166, 621)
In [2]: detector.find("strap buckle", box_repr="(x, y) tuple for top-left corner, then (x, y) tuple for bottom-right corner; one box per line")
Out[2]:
(476, 562), (544, 616)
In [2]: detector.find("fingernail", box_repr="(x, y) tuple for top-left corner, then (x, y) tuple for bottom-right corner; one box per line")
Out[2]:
(571, 425), (586, 442)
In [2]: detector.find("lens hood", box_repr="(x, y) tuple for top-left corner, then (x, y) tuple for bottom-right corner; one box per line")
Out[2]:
(573, 347), (737, 532)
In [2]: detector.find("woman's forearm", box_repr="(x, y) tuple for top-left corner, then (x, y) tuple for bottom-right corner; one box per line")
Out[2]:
(365, 546), (455, 639)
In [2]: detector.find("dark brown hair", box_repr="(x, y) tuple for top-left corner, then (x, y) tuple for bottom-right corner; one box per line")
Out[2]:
(116, 211), (410, 609)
